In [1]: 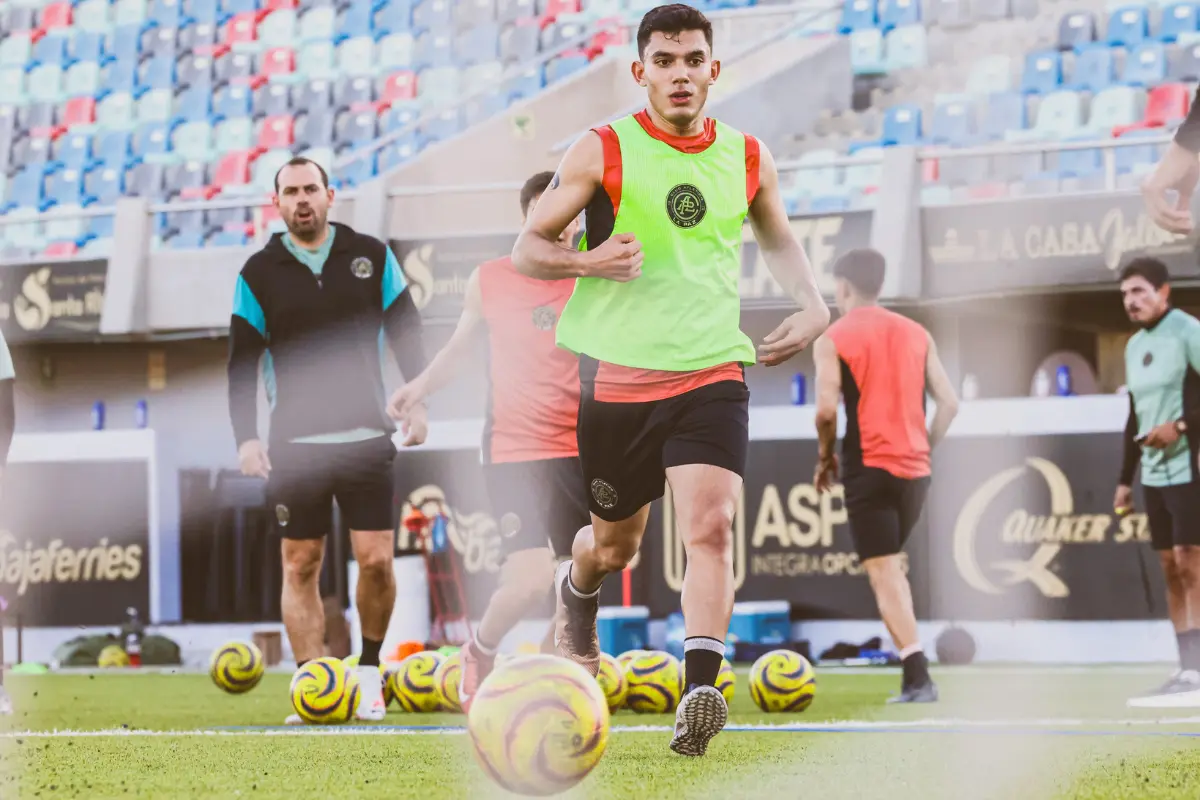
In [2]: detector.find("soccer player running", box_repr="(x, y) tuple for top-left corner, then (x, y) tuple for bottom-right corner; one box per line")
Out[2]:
(811, 249), (958, 704)
(386, 171), (586, 710)
(227, 157), (428, 724)
(1114, 258), (1200, 708)
(512, 4), (829, 757)
(0, 327), (13, 716)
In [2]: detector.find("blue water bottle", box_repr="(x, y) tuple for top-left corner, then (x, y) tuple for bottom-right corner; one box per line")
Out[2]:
(91, 401), (105, 431)
(431, 513), (449, 553)
(135, 399), (148, 429)
(1055, 365), (1073, 397)
(791, 373), (807, 405)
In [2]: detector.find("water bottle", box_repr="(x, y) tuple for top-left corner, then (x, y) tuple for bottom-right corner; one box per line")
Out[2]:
(1055, 365), (1073, 397)
(791, 373), (807, 405)
(961, 373), (979, 401)
(124, 607), (143, 667)
(135, 399), (148, 429)
(431, 513), (449, 554)
(91, 401), (105, 431)
(1033, 369), (1051, 398)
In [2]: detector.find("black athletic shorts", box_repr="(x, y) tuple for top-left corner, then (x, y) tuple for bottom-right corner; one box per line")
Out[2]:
(577, 358), (750, 522)
(1144, 483), (1200, 550)
(266, 436), (396, 540)
(482, 456), (590, 559)
(842, 465), (931, 561)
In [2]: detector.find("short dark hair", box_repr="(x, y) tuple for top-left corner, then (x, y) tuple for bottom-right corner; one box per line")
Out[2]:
(1119, 257), (1169, 289)
(832, 248), (886, 297)
(274, 156), (329, 194)
(520, 171), (556, 216)
(637, 4), (713, 60)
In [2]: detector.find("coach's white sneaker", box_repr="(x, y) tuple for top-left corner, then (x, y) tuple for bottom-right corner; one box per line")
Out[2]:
(284, 713), (305, 725)
(1127, 669), (1200, 708)
(354, 665), (387, 721)
(0, 686), (12, 715)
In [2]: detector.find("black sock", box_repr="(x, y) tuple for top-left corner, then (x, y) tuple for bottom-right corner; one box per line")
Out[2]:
(1180, 630), (1200, 672)
(296, 659), (311, 669)
(683, 637), (724, 691)
(561, 564), (600, 613)
(902, 650), (931, 688)
(360, 637), (383, 668)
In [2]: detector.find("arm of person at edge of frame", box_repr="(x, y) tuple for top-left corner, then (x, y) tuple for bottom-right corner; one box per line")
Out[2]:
(511, 131), (643, 283)
(387, 267), (483, 425)
(1142, 97), (1200, 235)
(0, 330), (14, 489)
(924, 332), (960, 451)
(381, 248), (430, 447)
(812, 334), (840, 494)
(749, 142), (831, 366)
(1114, 393), (1139, 514)
(227, 272), (271, 478)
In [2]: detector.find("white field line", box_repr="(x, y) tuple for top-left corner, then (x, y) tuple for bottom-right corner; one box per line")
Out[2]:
(1, 717), (1199, 739)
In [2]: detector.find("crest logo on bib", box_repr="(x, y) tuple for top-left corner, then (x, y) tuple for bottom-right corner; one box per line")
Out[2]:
(351, 257), (374, 279)
(666, 184), (706, 229)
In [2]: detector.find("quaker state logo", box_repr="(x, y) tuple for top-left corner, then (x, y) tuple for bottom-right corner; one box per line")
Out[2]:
(590, 479), (618, 510)
(531, 305), (557, 331)
(275, 504), (290, 526)
(350, 257), (374, 279)
(666, 183), (706, 229)
(1143, 351), (1153, 367)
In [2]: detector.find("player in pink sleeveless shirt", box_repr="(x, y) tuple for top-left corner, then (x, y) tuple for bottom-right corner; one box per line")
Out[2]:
(387, 172), (585, 708)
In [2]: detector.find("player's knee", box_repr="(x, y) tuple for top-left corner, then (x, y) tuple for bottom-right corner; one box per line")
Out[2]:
(1175, 555), (1200, 591)
(283, 551), (321, 586)
(1163, 554), (1185, 591)
(686, 503), (736, 562)
(594, 538), (639, 573)
(356, 549), (394, 585)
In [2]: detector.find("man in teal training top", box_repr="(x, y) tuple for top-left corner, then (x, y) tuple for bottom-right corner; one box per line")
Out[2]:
(512, 3), (829, 757)
(1115, 257), (1200, 708)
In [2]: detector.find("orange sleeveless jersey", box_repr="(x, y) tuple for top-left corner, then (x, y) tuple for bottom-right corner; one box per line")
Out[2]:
(825, 306), (931, 479)
(478, 256), (580, 463)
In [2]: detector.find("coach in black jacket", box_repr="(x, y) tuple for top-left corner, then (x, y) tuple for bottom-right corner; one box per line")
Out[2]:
(227, 156), (426, 724)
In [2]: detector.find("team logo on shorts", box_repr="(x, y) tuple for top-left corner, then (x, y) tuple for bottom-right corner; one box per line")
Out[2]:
(531, 306), (557, 331)
(275, 504), (290, 526)
(665, 183), (706, 229)
(350, 257), (374, 279)
(500, 512), (522, 538)
(1143, 352), (1154, 367)
(590, 479), (618, 510)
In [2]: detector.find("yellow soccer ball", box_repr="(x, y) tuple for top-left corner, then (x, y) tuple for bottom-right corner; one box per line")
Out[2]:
(434, 650), (464, 713)
(468, 655), (609, 796)
(290, 657), (360, 725)
(596, 652), (628, 712)
(624, 651), (682, 714)
(97, 645), (129, 668)
(391, 651), (444, 712)
(616, 649), (648, 670)
(209, 641), (265, 694)
(681, 657), (736, 705)
(382, 662), (401, 708)
(749, 649), (816, 713)
(343, 654), (360, 669)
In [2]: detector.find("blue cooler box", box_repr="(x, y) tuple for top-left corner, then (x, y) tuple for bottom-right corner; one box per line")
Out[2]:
(597, 605), (650, 655)
(728, 601), (790, 645)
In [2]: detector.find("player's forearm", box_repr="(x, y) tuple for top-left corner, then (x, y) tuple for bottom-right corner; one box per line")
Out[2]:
(928, 402), (958, 450)
(1175, 90), (1200, 152)
(815, 408), (837, 460)
(0, 379), (14, 467)
(764, 244), (830, 322)
(227, 319), (263, 447)
(512, 231), (590, 280)
(1119, 396), (1140, 486)
(383, 289), (428, 381)
(413, 338), (471, 400)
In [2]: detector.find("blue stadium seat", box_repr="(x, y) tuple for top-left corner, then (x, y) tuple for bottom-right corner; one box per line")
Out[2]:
(105, 25), (143, 65)
(374, 0), (414, 34)
(337, 1), (373, 39)
(32, 33), (70, 67)
(184, 0), (219, 24)
(214, 84), (253, 118)
(414, 31), (455, 70)
(1123, 41), (1167, 85)
(418, 107), (460, 144)
(177, 55), (215, 90)
(413, 0), (453, 33)
(0, 33), (32, 69)
(64, 61), (103, 98)
(982, 91), (1027, 139)
(1161, 3), (1200, 42)
(95, 130), (133, 167)
(463, 88), (507, 126)
(173, 86), (214, 124)
(500, 22), (540, 63)
(1171, 39), (1200, 81)
(207, 229), (250, 247)
(149, 0), (184, 27)
(497, 0), (536, 24)
(46, 168), (87, 207)
(89, 214), (117, 239)
(254, 83), (292, 119)
(1057, 11), (1098, 51)
(1069, 44), (1115, 92)
(881, 104), (921, 144)
(137, 54), (176, 93)
(85, 165), (126, 205)
(178, 21), (220, 52)
(849, 29), (886, 73)
(928, 98), (974, 145)
(336, 109), (377, 146)
(221, 0), (258, 18)
(335, 75), (375, 108)
(377, 33), (416, 72)
(13, 137), (53, 170)
(884, 24), (926, 70)
(1021, 49), (1063, 94)
(838, 0), (877, 33)
(294, 78), (335, 111)
(71, 32), (106, 64)
(336, 36), (376, 77)
(546, 53), (589, 83)
(879, 0), (919, 31)
(171, 120), (212, 160)
(97, 92), (136, 129)
(133, 121), (173, 158)
(378, 134), (420, 170)
(214, 51), (255, 84)
(1114, 128), (1161, 173)
(141, 24), (178, 59)
(505, 65), (543, 102)
(382, 101), (421, 132)
(166, 160), (208, 195)
(296, 109), (336, 149)
(56, 132), (94, 171)
(168, 230), (206, 248)
(103, 57), (139, 94)
(338, 152), (377, 187)
(5, 166), (47, 211)
(1107, 6), (1149, 48)
(1056, 138), (1102, 178)
(455, 25), (500, 66)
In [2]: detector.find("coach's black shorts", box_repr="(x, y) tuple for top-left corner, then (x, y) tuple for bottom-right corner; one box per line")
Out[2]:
(483, 457), (590, 559)
(842, 465), (930, 561)
(577, 360), (750, 522)
(266, 436), (396, 540)
(1144, 483), (1200, 550)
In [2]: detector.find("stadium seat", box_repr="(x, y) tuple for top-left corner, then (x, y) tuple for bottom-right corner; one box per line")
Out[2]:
(338, 150), (377, 187)
(254, 82), (292, 118)
(378, 135), (420, 169)
(505, 64), (543, 101)
(300, 6), (337, 40)
(1010, 89), (1083, 140)
(0, 69), (25, 106)
(884, 24), (927, 70)
(226, 11), (261, 46)
(13, 138), (53, 171)
(3, 166), (47, 212)
(849, 29), (886, 74)
(149, 0), (183, 27)
(166, 159), (209, 195)
(463, 88), (507, 126)
(295, 109), (336, 148)
(173, 120), (214, 160)
(335, 75), (375, 108)
(382, 101), (421, 133)
(335, 109), (377, 146)
(185, 0), (219, 24)
(415, 31), (455, 70)
(297, 41), (337, 79)
(973, 0), (1010, 22)
(1057, 11), (1098, 51)
(465, 60), (503, 89)
(215, 84), (253, 118)
(338, 37), (376, 77)
(207, 229), (250, 247)
(215, 51), (256, 84)
(71, 32), (106, 64)
(258, 115), (295, 149)
(223, 0), (259, 18)
(1106, 6), (1149, 48)
(106, 24), (143, 65)
(84, 165), (125, 205)
(138, 89), (174, 123)
(378, 33), (416, 71)
(138, 54), (177, 93)
(380, 71), (419, 103)
(1085, 85), (1142, 134)
(374, 0), (414, 35)
(179, 22), (221, 53)
(74, 0), (113, 31)
(455, 0), (496, 30)
(40, 2), (74, 31)
(413, 0), (453, 33)
(177, 56), (216, 91)
(46, 168), (86, 207)
(261, 47), (296, 79)
(880, 104), (921, 145)
(64, 61), (103, 98)
(838, 0), (878, 33)
(336, 2), (372, 39)
(32, 34), (70, 68)
(28, 64), (64, 105)
(928, 97), (974, 145)
(1170, 40), (1200, 81)
(167, 230), (206, 248)
(102, 57), (138, 94)
(879, 0), (919, 30)
(1056, 138), (1102, 178)
(1069, 45), (1115, 92)
(542, 0), (581, 16)
(1114, 82), (1190, 134)
(44, 241), (80, 258)
(0, 34), (33, 69)
(501, 20), (542, 63)
(259, 9), (298, 48)
(293, 78), (334, 110)
(56, 131), (93, 171)
(1021, 49), (1063, 94)
(95, 129), (133, 166)
(417, 66), (457, 103)
(546, 51), (589, 83)
(213, 149), (255, 189)
(497, 0), (536, 24)
(418, 107), (460, 144)
(251, 148), (291, 191)
(215, 117), (255, 152)
(134, 121), (173, 159)
(142, 25), (178, 59)
(1113, 128), (1161, 173)
(455, 25), (501, 66)
(1123, 42), (1167, 85)
(1161, 3), (1200, 42)
(63, 97), (97, 128)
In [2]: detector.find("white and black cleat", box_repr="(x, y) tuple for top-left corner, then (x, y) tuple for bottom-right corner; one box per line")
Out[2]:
(886, 681), (939, 704)
(0, 686), (11, 716)
(669, 685), (728, 757)
(1127, 669), (1200, 708)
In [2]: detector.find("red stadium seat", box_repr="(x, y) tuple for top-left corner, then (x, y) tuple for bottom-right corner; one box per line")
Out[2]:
(39, 2), (72, 30)
(62, 97), (96, 128)
(262, 0), (298, 10)
(44, 241), (78, 257)
(967, 182), (1009, 199)
(257, 115), (295, 149)
(1113, 83), (1190, 136)
(256, 204), (282, 231)
(542, 0), (580, 17)
(586, 19), (628, 59)
(212, 150), (254, 189)
(226, 11), (264, 46)
(260, 47), (295, 78)
(380, 71), (418, 104)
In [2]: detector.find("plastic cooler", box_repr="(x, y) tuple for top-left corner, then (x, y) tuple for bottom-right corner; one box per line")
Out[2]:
(728, 601), (790, 645)
(596, 605), (649, 655)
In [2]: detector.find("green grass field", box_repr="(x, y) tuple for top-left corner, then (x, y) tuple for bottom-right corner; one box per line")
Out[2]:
(1, 666), (1199, 799)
